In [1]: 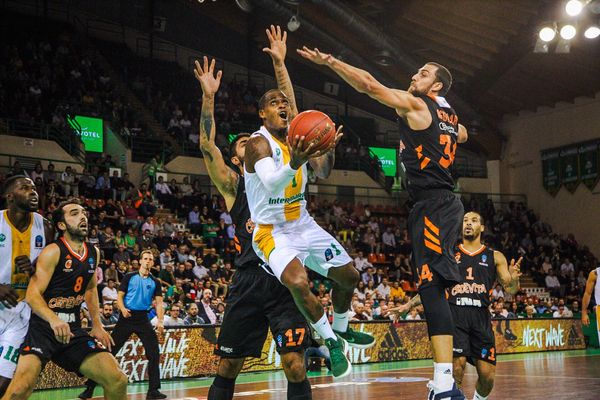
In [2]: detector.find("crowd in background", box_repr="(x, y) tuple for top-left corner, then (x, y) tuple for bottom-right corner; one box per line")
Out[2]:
(1, 159), (596, 329)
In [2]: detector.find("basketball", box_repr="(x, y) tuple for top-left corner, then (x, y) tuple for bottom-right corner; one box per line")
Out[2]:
(288, 110), (336, 152)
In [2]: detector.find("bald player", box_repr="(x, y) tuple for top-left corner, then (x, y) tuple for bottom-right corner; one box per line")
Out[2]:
(0, 175), (53, 396)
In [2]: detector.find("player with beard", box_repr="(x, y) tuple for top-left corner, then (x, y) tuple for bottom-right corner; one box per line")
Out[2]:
(194, 26), (313, 400)
(391, 211), (522, 400)
(1, 199), (127, 400)
(0, 176), (53, 396)
(299, 48), (468, 399)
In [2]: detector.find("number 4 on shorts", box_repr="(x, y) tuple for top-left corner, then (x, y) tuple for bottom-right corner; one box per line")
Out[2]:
(418, 264), (433, 285)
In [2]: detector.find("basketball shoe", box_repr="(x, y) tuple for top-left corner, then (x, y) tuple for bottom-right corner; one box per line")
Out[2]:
(333, 327), (376, 349)
(325, 334), (352, 378)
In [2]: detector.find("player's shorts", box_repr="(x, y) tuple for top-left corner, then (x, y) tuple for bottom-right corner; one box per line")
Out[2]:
(253, 214), (352, 280)
(19, 315), (108, 374)
(450, 304), (496, 365)
(0, 302), (31, 379)
(215, 265), (309, 358)
(408, 190), (463, 290)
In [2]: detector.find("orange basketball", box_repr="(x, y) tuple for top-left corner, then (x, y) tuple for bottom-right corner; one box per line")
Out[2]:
(288, 110), (336, 152)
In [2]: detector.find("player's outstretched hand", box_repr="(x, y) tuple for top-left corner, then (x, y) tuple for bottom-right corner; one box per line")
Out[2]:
(91, 325), (115, 352)
(263, 25), (288, 65)
(287, 135), (314, 169)
(509, 257), (523, 279)
(194, 56), (222, 97)
(0, 284), (19, 308)
(14, 255), (34, 275)
(297, 46), (334, 65)
(318, 125), (344, 155)
(388, 302), (411, 318)
(50, 317), (74, 344)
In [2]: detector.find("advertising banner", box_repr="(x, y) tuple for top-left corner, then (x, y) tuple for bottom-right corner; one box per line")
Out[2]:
(579, 141), (599, 191)
(36, 319), (586, 389)
(541, 148), (561, 196)
(368, 147), (397, 177)
(67, 114), (104, 153)
(559, 145), (579, 193)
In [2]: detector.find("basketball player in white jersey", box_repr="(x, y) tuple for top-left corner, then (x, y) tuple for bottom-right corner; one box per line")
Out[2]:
(582, 267), (600, 342)
(0, 175), (53, 395)
(244, 26), (375, 379)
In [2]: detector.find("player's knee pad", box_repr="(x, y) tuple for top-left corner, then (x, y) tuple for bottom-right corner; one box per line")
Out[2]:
(419, 284), (454, 337)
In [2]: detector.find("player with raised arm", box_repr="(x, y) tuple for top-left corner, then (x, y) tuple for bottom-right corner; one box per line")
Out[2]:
(1, 199), (127, 400)
(391, 211), (522, 400)
(582, 267), (600, 342)
(244, 26), (374, 380)
(194, 25), (313, 400)
(0, 175), (53, 396)
(298, 47), (467, 398)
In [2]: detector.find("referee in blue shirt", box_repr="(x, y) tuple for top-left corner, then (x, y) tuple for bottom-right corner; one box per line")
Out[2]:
(79, 250), (166, 400)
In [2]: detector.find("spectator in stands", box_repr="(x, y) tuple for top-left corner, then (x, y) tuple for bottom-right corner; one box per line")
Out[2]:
(382, 227), (396, 254)
(405, 307), (421, 320)
(44, 163), (58, 184)
(545, 270), (561, 297)
(491, 284), (505, 301)
(349, 302), (369, 321)
(159, 304), (184, 327)
(389, 281), (405, 302)
(158, 264), (176, 288)
(197, 288), (217, 325)
(102, 279), (118, 304)
(183, 303), (205, 325)
(59, 165), (78, 197)
(100, 303), (118, 327)
(113, 244), (131, 265)
(155, 175), (173, 210)
(30, 162), (44, 182)
(354, 251), (373, 273)
(376, 278), (391, 299)
(560, 258), (575, 275)
(188, 205), (201, 234)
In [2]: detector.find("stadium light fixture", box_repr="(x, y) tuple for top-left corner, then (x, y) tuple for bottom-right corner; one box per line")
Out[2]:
(565, 0), (585, 16)
(539, 26), (557, 42)
(584, 25), (600, 37)
(560, 24), (577, 39)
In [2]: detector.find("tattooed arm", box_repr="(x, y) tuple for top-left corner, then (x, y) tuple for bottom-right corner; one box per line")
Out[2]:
(194, 57), (239, 211)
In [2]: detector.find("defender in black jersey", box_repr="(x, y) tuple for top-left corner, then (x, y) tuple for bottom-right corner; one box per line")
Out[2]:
(449, 212), (521, 399)
(194, 40), (311, 400)
(2, 199), (127, 400)
(299, 49), (469, 399)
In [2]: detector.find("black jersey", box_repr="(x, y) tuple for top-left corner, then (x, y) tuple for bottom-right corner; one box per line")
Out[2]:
(42, 237), (97, 325)
(447, 245), (496, 308)
(398, 94), (458, 196)
(230, 175), (263, 270)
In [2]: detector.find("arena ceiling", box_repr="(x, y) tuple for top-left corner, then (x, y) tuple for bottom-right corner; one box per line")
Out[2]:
(197, 0), (600, 156)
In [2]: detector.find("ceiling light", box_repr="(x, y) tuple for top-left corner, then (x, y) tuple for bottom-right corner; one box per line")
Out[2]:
(584, 25), (600, 38)
(539, 26), (556, 42)
(560, 24), (577, 39)
(287, 15), (300, 32)
(565, 0), (584, 16)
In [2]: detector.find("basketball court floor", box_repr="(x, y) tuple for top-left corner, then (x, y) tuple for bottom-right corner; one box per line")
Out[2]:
(30, 348), (600, 400)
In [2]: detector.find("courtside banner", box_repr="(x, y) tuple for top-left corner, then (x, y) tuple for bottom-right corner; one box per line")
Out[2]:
(35, 319), (585, 389)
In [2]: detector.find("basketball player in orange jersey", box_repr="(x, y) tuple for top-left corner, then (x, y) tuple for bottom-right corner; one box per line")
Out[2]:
(244, 26), (375, 379)
(391, 211), (522, 400)
(0, 175), (53, 396)
(298, 48), (467, 399)
(194, 25), (313, 400)
(1, 199), (127, 400)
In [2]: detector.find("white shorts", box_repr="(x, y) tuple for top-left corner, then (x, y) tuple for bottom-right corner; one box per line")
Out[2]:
(252, 215), (352, 280)
(0, 302), (31, 379)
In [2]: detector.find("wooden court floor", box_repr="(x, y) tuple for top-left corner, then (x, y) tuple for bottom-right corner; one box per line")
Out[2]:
(31, 349), (600, 400)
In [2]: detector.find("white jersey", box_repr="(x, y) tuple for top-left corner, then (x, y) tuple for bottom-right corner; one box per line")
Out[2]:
(0, 210), (47, 304)
(595, 267), (600, 306)
(245, 126), (309, 225)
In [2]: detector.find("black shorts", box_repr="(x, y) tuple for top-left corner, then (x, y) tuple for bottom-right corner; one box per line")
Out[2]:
(19, 315), (109, 374)
(409, 192), (463, 289)
(216, 268), (309, 358)
(450, 304), (496, 365)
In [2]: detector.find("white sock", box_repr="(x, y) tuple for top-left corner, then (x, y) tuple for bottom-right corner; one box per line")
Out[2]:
(473, 390), (488, 400)
(332, 311), (349, 333)
(310, 312), (337, 341)
(433, 362), (454, 392)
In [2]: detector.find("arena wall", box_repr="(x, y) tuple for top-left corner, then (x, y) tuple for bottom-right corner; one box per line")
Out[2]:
(500, 92), (600, 255)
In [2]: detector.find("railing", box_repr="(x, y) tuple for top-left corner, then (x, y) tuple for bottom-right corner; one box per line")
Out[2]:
(0, 118), (86, 164)
(0, 153), (85, 174)
(457, 191), (528, 210)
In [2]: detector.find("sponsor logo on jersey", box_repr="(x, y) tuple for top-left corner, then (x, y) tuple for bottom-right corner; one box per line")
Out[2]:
(268, 192), (305, 205)
(48, 294), (85, 309)
(87, 340), (96, 350)
(35, 235), (43, 248)
(325, 248), (333, 261)
(88, 257), (95, 267)
(0, 233), (5, 242)
(64, 259), (73, 270)
(455, 252), (461, 263)
(220, 345), (234, 354)
(277, 334), (283, 348)
(451, 282), (487, 296)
